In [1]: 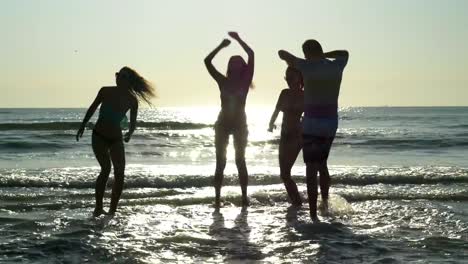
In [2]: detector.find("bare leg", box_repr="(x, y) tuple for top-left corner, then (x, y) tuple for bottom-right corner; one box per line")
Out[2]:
(91, 134), (111, 217)
(214, 128), (229, 207)
(108, 140), (125, 215)
(234, 127), (249, 207)
(279, 136), (302, 206)
(319, 161), (331, 213)
(306, 162), (319, 222)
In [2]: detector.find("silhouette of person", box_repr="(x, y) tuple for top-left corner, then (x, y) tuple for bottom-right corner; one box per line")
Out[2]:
(76, 67), (155, 216)
(278, 40), (349, 221)
(268, 67), (304, 206)
(204, 32), (255, 207)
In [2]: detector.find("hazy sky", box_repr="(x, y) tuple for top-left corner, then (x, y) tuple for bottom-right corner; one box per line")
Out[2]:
(1, 0), (467, 107)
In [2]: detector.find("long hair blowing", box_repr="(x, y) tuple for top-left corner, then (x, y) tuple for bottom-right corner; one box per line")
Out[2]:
(122, 66), (156, 105)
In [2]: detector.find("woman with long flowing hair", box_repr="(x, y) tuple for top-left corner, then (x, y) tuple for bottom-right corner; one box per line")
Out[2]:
(76, 66), (155, 216)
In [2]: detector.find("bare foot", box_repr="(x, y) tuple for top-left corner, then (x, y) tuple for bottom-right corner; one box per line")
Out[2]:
(319, 200), (330, 216)
(93, 208), (106, 217)
(106, 210), (116, 216)
(310, 212), (320, 223)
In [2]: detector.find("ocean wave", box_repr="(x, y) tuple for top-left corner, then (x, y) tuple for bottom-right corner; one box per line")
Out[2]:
(0, 122), (84, 131)
(447, 124), (468, 129)
(1, 166), (467, 189)
(335, 138), (468, 149)
(340, 192), (468, 202)
(250, 136), (468, 150)
(0, 174), (465, 189)
(137, 121), (212, 130)
(338, 115), (423, 122)
(0, 142), (70, 150)
(0, 188), (183, 201)
(1, 188), (467, 212)
(339, 114), (466, 122)
(0, 121), (212, 131)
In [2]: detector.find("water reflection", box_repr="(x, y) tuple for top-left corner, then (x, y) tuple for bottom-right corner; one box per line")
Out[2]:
(285, 206), (405, 263)
(209, 207), (264, 261)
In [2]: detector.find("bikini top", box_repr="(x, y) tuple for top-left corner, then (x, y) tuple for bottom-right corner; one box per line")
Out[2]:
(98, 104), (128, 127)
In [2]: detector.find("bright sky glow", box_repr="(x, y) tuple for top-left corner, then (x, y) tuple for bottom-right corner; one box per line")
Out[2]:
(1, 0), (467, 107)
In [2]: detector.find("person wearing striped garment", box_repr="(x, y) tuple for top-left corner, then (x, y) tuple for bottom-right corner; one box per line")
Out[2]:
(278, 40), (349, 221)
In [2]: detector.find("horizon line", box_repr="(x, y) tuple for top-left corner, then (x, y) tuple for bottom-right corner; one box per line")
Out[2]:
(1, 105), (468, 109)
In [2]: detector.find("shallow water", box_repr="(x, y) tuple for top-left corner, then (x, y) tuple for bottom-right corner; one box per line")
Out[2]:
(1, 107), (468, 263)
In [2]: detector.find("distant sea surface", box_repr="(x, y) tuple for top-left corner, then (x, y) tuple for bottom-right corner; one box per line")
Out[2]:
(1, 107), (467, 263)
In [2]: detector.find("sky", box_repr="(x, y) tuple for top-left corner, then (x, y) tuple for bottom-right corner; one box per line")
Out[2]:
(1, 0), (467, 107)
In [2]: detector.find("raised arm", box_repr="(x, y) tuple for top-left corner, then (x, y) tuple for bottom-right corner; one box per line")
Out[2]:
(204, 39), (230, 84)
(76, 88), (104, 141)
(323, 50), (349, 59)
(268, 90), (285, 132)
(324, 50), (349, 68)
(124, 100), (138, 143)
(228, 32), (254, 73)
(278, 50), (304, 69)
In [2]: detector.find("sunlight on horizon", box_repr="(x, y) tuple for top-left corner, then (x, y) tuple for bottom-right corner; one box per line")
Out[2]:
(1, 0), (467, 107)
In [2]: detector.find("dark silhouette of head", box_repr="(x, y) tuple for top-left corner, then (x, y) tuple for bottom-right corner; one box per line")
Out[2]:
(285, 67), (303, 91)
(226, 56), (254, 89)
(302, 39), (323, 60)
(116, 66), (155, 105)
(227, 55), (247, 79)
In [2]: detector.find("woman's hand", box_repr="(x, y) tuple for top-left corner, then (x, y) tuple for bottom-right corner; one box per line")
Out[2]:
(76, 125), (85, 141)
(220, 39), (231, 48)
(268, 123), (276, 132)
(228, 31), (240, 40)
(124, 132), (132, 143)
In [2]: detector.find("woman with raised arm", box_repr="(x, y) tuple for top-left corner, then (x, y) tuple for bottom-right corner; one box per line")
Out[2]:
(204, 32), (254, 207)
(268, 67), (304, 206)
(76, 67), (155, 216)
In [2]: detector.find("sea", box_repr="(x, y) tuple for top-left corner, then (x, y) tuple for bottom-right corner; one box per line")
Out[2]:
(0, 107), (467, 263)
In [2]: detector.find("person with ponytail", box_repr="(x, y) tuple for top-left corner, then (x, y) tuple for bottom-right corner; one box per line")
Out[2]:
(76, 66), (155, 216)
(268, 67), (304, 206)
(204, 32), (254, 207)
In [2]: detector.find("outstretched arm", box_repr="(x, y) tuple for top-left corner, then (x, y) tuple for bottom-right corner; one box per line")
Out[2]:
(323, 50), (349, 59)
(278, 50), (304, 68)
(204, 39), (230, 84)
(324, 50), (349, 68)
(76, 88), (103, 141)
(124, 100), (138, 143)
(268, 109), (280, 132)
(268, 90), (285, 132)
